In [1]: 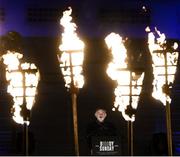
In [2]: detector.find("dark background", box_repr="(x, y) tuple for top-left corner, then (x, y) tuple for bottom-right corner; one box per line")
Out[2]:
(0, 0), (180, 155)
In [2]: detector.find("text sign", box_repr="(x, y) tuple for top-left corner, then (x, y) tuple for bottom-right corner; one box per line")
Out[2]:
(92, 136), (121, 155)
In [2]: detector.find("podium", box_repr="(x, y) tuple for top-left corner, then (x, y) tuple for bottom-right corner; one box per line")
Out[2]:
(91, 136), (121, 155)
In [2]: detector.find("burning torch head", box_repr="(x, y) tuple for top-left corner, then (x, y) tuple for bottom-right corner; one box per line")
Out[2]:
(95, 108), (107, 123)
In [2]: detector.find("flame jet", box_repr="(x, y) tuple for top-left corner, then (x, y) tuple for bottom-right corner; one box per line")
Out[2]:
(58, 7), (85, 89)
(105, 32), (144, 122)
(2, 51), (39, 124)
(146, 27), (179, 156)
(146, 27), (179, 105)
(57, 7), (85, 156)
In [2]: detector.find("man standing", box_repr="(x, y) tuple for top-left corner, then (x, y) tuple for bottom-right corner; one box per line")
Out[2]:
(86, 108), (121, 155)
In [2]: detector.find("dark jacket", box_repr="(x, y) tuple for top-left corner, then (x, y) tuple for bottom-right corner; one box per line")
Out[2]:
(86, 120), (117, 150)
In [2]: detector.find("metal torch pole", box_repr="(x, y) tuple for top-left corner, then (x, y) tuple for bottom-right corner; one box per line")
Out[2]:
(166, 101), (173, 156)
(127, 121), (133, 156)
(23, 122), (29, 156)
(164, 52), (173, 156)
(22, 70), (29, 156)
(127, 71), (133, 156)
(69, 53), (79, 156)
(71, 92), (79, 156)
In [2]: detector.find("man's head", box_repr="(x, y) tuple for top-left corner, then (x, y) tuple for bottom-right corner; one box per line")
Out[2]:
(94, 108), (107, 123)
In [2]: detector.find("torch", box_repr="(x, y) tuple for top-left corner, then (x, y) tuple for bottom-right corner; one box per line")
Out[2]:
(105, 33), (144, 156)
(58, 7), (85, 156)
(146, 27), (179, 156)
(2, 51), (39, 155)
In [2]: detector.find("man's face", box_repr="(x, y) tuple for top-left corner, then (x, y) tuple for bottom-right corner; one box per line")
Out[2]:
(95, 109), (107, 122)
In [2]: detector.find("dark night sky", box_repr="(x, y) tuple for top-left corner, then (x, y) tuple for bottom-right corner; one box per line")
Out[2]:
(0, 0), (179, 38)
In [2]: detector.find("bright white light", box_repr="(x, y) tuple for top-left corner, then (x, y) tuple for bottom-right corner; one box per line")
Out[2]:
(147, 27), (179, 105)
(59, 7), (85, 89)
(2, 51), (39, 124)
(105, 32), (144, 122)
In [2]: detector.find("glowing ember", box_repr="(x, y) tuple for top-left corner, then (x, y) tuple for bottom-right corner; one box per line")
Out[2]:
(2, 51), (39, 124)
(105, 33), (144, 122)
(58, 7), (84, 89)
(142, 6), (147, 12)
(147, 27), (179, 105)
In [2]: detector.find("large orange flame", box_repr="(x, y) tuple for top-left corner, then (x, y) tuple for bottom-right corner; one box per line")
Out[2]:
(105, 33), (144, 122)
(58, 7), (85, 89)
(2, 51), (39, 124)
(146, 27), (179, 105)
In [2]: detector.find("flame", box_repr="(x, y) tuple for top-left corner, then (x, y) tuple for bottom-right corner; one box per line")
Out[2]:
(147, 27), (179, 105)
(2, 51), (39, 124)
(105, 33), (144, 122)
(58, 7), (84, 89)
